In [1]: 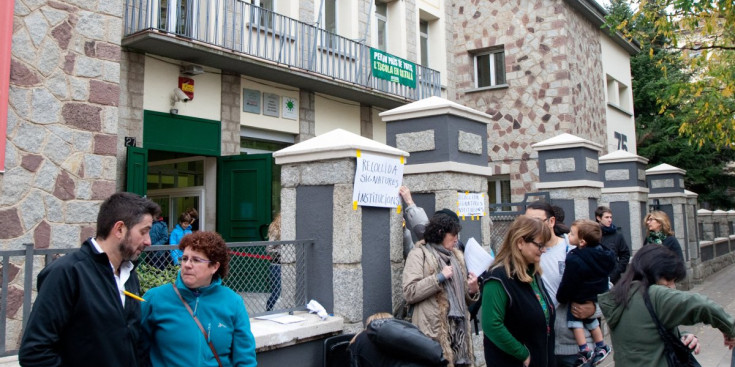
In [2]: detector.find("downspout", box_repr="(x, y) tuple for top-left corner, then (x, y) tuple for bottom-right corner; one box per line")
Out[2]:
(0, 0), (15, 173)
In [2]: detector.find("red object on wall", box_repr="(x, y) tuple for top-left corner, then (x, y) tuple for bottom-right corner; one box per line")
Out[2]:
(0, 0), (15, 172)
(178, 77), (194, 101)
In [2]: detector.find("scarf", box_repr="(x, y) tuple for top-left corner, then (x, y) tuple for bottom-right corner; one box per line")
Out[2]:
(601, 223), (617, 235)
(646, 231), (667, 245)
(428, 243), (471, 364)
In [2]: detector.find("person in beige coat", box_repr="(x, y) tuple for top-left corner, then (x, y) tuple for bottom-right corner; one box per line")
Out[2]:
(402, 211), (480, 367)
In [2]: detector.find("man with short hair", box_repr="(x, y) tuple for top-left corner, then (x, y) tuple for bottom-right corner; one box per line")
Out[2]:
(20, 192), (161, 367)
(595, 206), (631, 285)
(525, 201), (597, 367)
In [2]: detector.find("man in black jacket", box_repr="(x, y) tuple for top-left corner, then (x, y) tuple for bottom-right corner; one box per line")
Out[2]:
(595, 206), (631, 284)
(19, 192), (160, 367)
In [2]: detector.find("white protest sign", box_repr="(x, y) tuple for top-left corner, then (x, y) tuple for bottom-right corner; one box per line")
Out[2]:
(457, 192), (485, 217)
(352, 152), (404, 208)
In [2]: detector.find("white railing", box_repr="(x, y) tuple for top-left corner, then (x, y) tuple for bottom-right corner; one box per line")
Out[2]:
(123, 0), (441, 101)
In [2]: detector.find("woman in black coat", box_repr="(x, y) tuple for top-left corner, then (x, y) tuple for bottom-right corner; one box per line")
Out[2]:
(643, 211), (684, 261)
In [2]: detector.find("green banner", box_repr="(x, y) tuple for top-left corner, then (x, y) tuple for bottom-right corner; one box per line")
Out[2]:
(371, 49), (416, 89)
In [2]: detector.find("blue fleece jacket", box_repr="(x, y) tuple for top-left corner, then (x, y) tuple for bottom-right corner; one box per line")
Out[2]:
(141, 273), (257, 367)
(169, 224), (192, 265)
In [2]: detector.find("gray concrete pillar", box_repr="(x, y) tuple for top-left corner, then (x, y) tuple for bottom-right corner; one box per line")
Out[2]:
(273, 129), (408, 332)
(381, 97), (494, 248)
(646, 164), (691, 260)
(599, 150), (649, 251)
(531, 133), (603, 221)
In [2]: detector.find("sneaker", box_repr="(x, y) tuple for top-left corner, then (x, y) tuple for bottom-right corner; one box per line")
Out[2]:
(574, 348), (594, 367)
(592, 344), (612, 365)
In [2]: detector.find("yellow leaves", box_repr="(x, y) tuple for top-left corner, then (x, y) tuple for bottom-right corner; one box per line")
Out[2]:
(723, 85), (734, 98)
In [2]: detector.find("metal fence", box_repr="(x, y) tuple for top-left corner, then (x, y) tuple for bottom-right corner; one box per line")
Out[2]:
(122, 0), (442, 101)
(488, 192), (551, 254)
(1, 239), (313, 356)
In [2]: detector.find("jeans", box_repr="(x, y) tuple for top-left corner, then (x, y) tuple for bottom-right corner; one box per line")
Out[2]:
(266, 263), (281, 311)
(556, 354), (578, 367)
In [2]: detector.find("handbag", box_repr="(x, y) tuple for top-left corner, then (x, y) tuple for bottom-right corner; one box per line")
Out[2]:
(642, 289), (701, 367)
(172, 284), (224, 367)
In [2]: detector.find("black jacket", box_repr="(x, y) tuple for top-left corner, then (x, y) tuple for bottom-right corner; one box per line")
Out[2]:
(557, 244), (616, 304)
(483, 267), (555, 367)
(19, 240), (144, 367)
(643, 235), (685, 261)
(600, 225), (631, 284)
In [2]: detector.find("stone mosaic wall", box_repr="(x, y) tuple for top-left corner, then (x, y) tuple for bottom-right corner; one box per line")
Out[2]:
(2, 0), (123, 350)
(450, 0), (608, 200)
(3, 0), (122, 249)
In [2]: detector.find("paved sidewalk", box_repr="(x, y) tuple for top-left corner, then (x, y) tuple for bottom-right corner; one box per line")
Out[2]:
(686, 263), (735, 367)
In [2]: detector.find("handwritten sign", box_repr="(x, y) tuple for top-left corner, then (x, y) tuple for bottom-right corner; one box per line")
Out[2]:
(457, 192), (485, 217)
(371, 49), (416, 88)
(352, 152), (404, 208)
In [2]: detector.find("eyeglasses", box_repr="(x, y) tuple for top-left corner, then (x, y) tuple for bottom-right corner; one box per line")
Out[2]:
(646, 218), (659, 223)
(178, 256), (212, 265)
(528, 240), (545, 250)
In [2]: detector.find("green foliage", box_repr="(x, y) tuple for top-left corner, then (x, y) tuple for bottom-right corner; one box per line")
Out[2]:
(606, 0), (735, 148)
(138, 263), (179, 294)
(606, 0), (735, 209)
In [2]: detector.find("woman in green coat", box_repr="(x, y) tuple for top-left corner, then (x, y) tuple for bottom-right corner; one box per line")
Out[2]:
(599, 244), (735, 366)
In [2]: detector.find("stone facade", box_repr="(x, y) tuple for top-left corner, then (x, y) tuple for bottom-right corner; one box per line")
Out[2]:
(450, 0), (608, 200)
(3, 0), (123, 250)
(2, 0), (123, 352)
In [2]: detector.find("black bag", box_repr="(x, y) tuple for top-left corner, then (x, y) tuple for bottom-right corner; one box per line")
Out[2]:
(366, 318), (448, 366)
(642, 290), (701, 367)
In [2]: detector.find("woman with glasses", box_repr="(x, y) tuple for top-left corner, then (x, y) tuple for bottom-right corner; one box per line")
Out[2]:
(643, 210), (684, 261)
(141, 231), (257, 367)
(402, 210), (480, 367)
(482, 215), (555, 367)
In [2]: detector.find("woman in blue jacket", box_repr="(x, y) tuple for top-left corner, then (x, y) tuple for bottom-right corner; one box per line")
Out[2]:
(169, 212), (193, 265)
(141, 231), (257, 367)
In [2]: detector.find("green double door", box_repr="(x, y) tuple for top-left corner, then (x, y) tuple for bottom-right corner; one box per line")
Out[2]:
(127, 147), (272, 292)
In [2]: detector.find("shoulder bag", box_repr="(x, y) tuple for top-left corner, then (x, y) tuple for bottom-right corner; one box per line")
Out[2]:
(172, 284), (224, 367)
(642, 289), (701, 367)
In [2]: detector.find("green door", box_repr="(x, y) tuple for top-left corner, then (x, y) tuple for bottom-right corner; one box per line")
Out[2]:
(126, 146), (148, 196)
(217, 154), (273, 293)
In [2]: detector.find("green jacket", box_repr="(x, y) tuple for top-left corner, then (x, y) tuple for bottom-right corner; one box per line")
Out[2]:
(599, 282), (735, 367)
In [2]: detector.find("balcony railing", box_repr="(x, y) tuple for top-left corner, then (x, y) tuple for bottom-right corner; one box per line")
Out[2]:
(123, 0), (441, 102)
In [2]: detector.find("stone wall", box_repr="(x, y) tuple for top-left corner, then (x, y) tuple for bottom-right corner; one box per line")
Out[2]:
(450, 0), (607, 201)
(2, 0), (123, 351)
(3, 0), (122, 249)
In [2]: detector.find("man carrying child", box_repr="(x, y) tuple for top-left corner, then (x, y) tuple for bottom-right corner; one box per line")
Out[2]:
(556, 219), (615, 366)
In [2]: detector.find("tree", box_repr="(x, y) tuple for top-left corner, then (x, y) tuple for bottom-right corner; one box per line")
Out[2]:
(606, 0), (735, 208)
(610, 0), (735, 148)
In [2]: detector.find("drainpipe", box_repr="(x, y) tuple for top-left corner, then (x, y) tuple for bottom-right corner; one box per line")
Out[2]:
(0, 0), (15, 173)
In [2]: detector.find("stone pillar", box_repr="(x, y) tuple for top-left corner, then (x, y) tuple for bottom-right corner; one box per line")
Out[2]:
(713, 210), (728, 240)
(273, 129), (408, 333)
(220, 73), (241, 156)
(381, 97), (494, 248)
(599, 150), (649, 251)
(646, 164), (691, 260)
(531, 133), (603, 221)
(728, 210), (735, 237)
(684, 190), (700, 260)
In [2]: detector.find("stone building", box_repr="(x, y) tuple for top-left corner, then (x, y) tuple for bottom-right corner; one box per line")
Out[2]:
(2, 0), (638, 362)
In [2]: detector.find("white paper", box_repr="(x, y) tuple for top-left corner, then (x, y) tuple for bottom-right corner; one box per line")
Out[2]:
(463, 237), (494, 276)
(352, 153), (404, 209)
(255, 314), (305, 324)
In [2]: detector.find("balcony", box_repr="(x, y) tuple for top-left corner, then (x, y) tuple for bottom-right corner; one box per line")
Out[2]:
(123, 0), (441, 108)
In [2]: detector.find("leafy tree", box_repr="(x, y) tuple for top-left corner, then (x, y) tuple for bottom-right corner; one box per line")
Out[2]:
(608, 0), (735, 148)
(605, 0), (735, 208)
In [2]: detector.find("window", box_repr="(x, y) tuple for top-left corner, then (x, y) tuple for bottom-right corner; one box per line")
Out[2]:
(475, 49), (506, 88)
(606, 75), (631, 113)
(419, 20), (429, 66)
(375, 1), (387, 51)
(252, 0), (275, 29)
(489, 179), (511, 212)
(323, 0), (336, 34)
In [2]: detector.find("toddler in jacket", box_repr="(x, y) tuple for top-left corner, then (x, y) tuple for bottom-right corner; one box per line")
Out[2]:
(557, 219), (616, 366)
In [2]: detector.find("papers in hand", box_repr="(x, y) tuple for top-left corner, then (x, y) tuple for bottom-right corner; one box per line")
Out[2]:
(464, 237), (494, 276)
